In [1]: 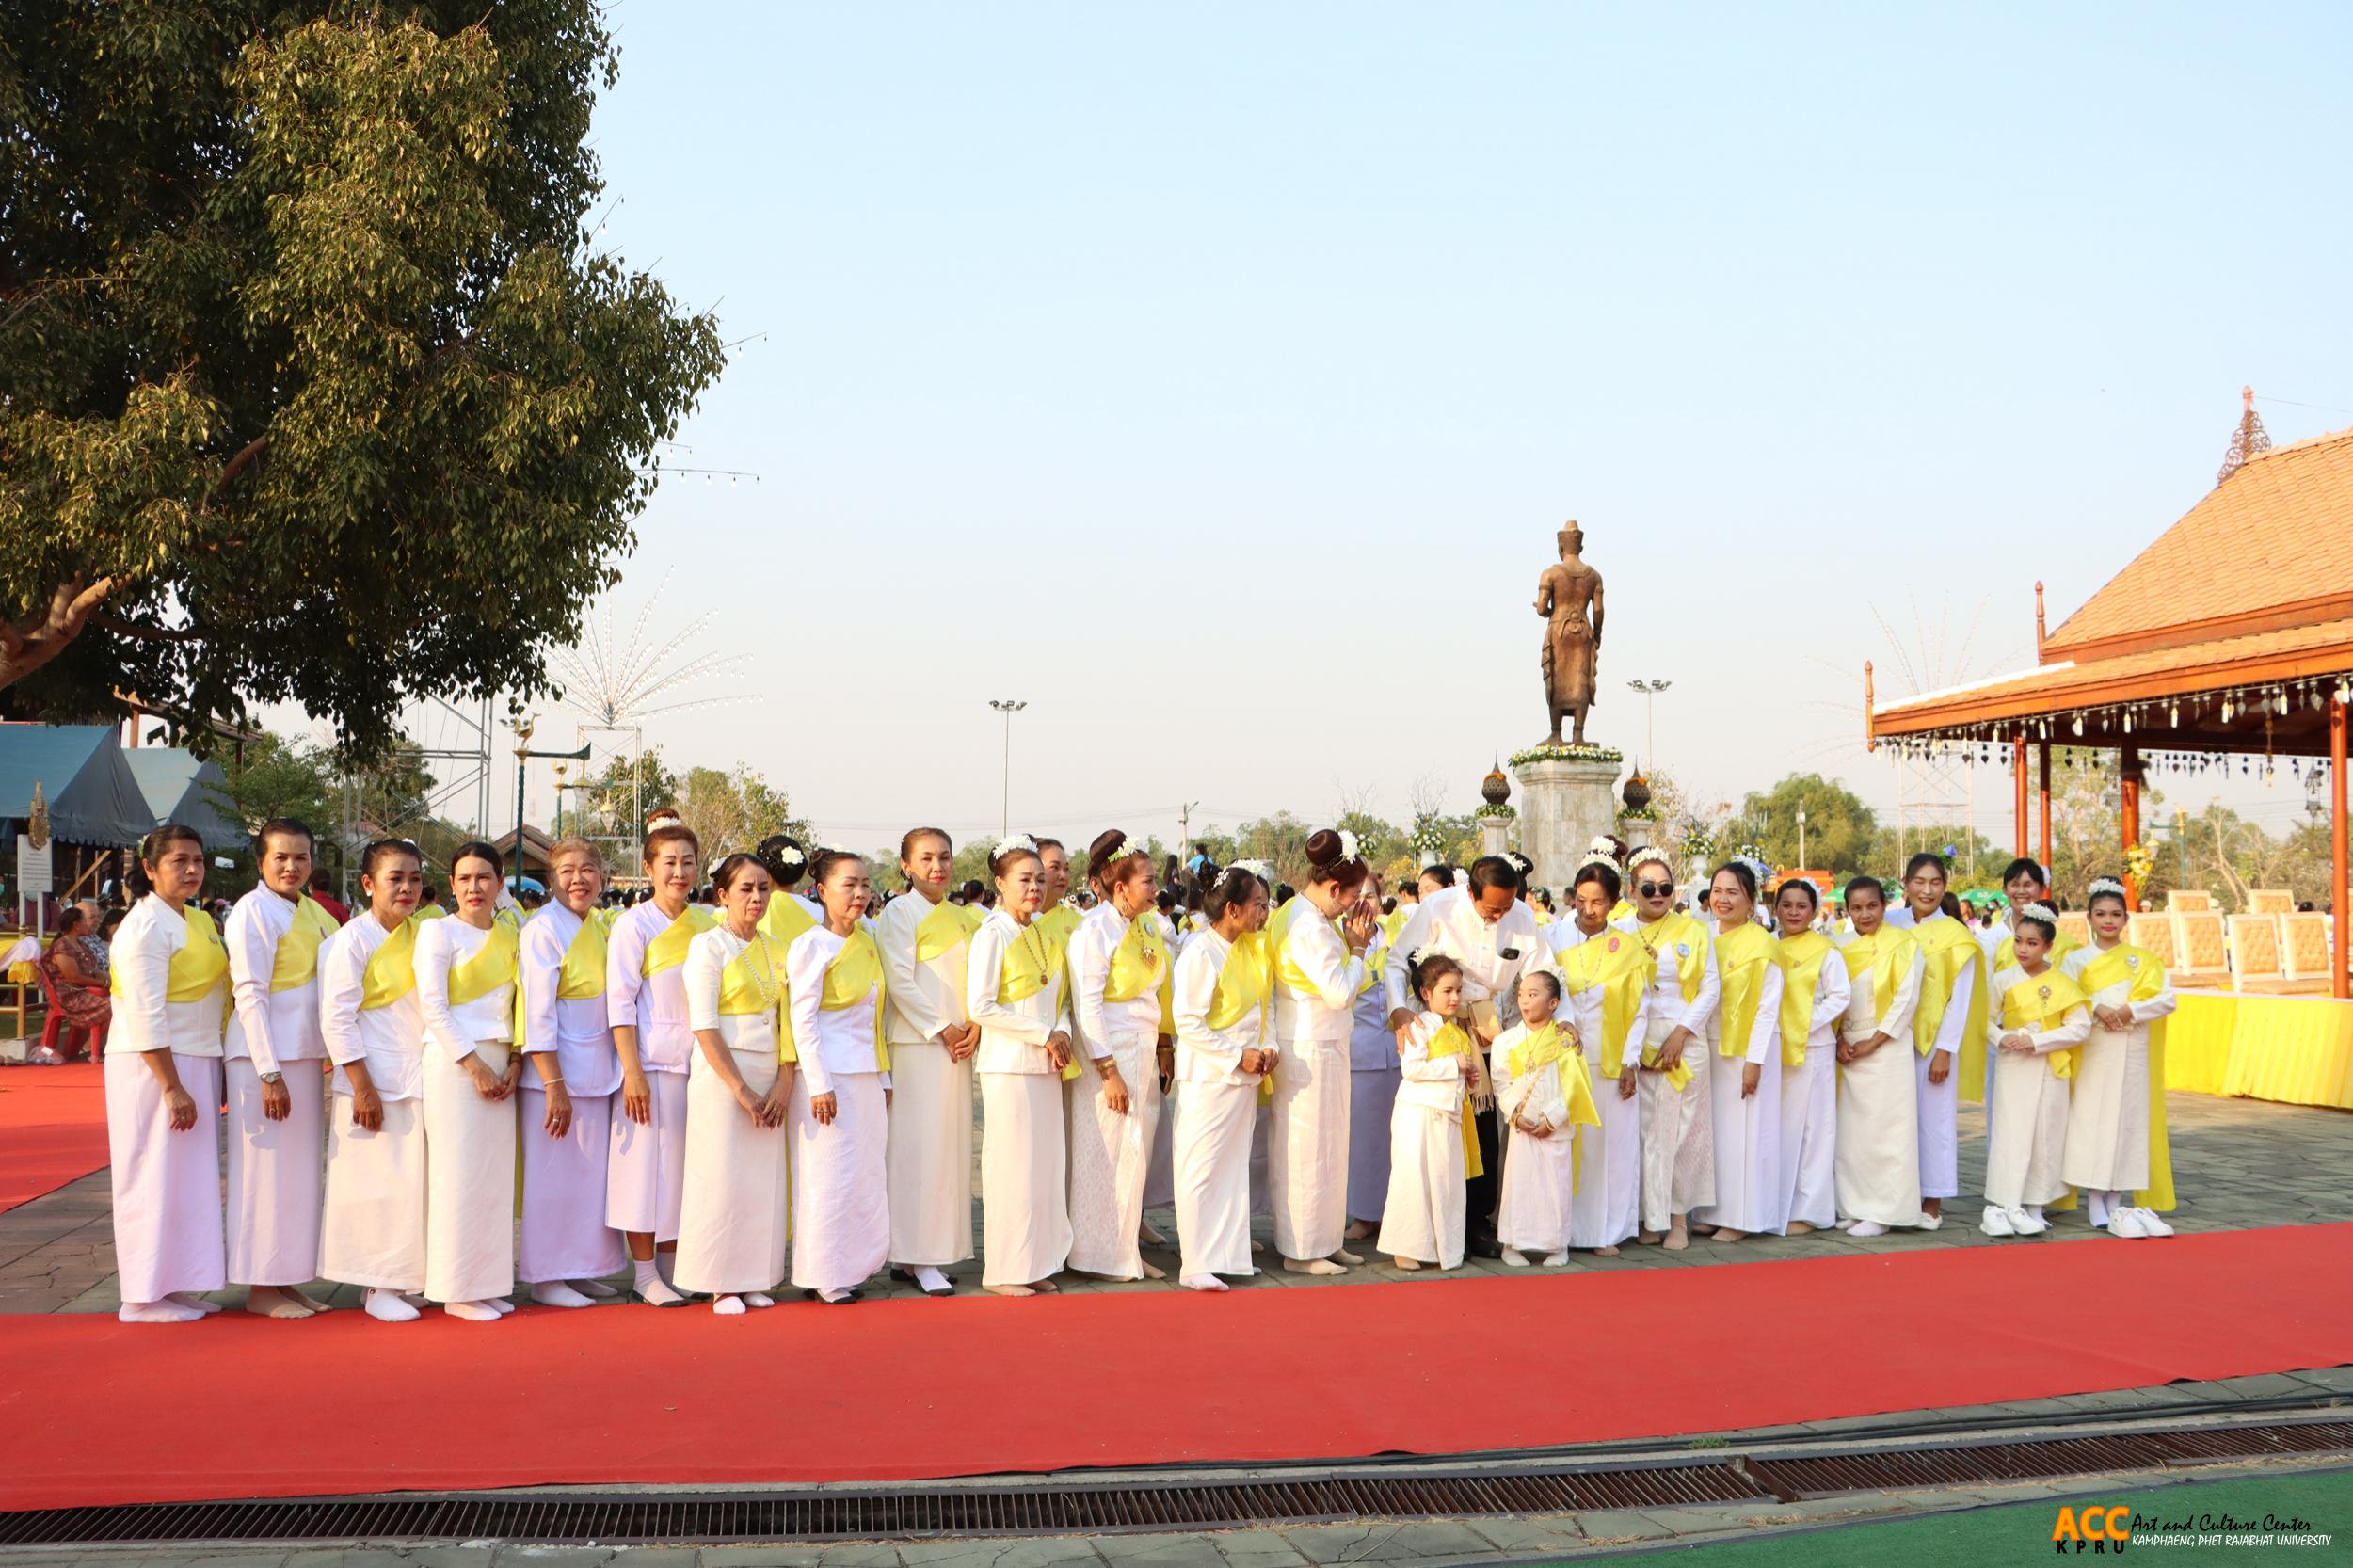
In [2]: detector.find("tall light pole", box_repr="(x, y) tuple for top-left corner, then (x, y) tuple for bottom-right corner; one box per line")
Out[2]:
(1797, 802), (1808, 872)
(989, 699), (1028, 839)
(1626, 679), (1673, 773)
(509, 708), (591, 892)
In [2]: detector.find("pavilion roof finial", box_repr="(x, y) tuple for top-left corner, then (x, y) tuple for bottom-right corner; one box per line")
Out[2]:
(2217, 384), (2272, 486)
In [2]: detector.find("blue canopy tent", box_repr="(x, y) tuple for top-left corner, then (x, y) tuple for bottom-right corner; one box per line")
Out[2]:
(0, 725), (154, 846)
(121, 747), (243, 850)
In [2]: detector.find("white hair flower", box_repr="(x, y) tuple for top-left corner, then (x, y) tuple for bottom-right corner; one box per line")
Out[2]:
(1409, 942), (1439, 965)
(1627, 846), (1671, 878)
(2087, 877), (2127, 901)
(1577, 850), (1620, 873)
(1588, 835), (1622, 858)
(1110, 837), (1144, 863)
(1336, 828), (1360, 863)
(2019, 902), (2058, 924)
(993, 834), (1038, 859)
(775, 843), (807, 868)
(1236, 858), (1275, 884)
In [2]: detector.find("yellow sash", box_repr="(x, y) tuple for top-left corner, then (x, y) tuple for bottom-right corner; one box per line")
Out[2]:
(2077, 943), (2175, 1210)
(1506, 1020), (1603, 1141)
(910, 897), (982, 1015)
(520, 911), (608, 1046)
(268, 897), (341, 992)
(1609, 899), (1635, 923)
(1378, 908), (1411, 945)
(757, 890), (817, 951)
(1633, 911), (1709, 1004)
(1555, 930), (1648, 1079)
(996, 918), (1074, 1078)
(123, 904), (229, 1005)
(1837, 925), (1915, 1031)
(1998, 967), (2089, 1080)
(360, 915), (420, 1011)
(1996, 926), (2080, 971)
(1035, 902), (1082, 951)
(1425, 1020), (1485, 1179)
(646, 904), (718, 975)
(446, 920), (519, 1009)
(1712, 922), (1777, 1060)
(1206, 931), (1272, 1031)
(1913, 916), (1992, 1099)
(1774, 931), (1835, 1068)
(717, 933), (782, 1016)
(1103, 911), (1176, 1041)
(818, 928), (891, 1072)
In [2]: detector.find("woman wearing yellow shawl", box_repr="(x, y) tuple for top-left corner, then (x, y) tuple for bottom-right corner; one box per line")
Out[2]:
(1769, 879), (1849, 1237)
(104, 825), (231, 1325)
(1691, 860), (1788, 1242)
(1066, 831), (1176, 1282)
(413, 840), (526, 1320)
(1170, 865), (1276, 1290)
(1891, 852), (1985, 1229)
(2060, 879), (2180, 1240)
(1980, 904), (2090, 1238)
(1623, 848), (1720, 1251)
(875, 828), (981, 1296)
(1267, 829), (1379, 1278)
(1538, 859), (1647, 1255)
(967, 837), (1078, 1297)
(1377, 952), (1475, 1271)
(784, 851), (894, 1304)
(1830, 877), (1926, 1238)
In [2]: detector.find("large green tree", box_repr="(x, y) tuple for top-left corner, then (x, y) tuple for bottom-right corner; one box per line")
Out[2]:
(0, 3), (725, 755)
(1726, 773), (1880, 876)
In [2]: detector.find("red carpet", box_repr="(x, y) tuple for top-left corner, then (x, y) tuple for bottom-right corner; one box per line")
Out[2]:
(4, 1222), (2349, 1514)
(0, 1064), (106, 1213)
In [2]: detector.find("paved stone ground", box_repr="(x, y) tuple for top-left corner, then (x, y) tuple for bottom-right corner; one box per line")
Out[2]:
(4, 1088), (2347, 1315)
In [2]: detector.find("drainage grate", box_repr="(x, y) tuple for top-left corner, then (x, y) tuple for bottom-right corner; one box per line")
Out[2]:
(4, 1420), (2347, 1548)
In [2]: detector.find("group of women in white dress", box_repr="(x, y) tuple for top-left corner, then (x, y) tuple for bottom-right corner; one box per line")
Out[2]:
(100, 812), (2181, 1324)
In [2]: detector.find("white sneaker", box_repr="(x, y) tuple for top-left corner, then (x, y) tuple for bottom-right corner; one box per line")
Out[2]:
(2007, 1206), (2047, 1236)
(1916, 1211), (1944, 1232)
(2108, 1208), (2149, 1239)
(1979, 1206), (2015, 1237)
(2132, 1207), (2174, 1238)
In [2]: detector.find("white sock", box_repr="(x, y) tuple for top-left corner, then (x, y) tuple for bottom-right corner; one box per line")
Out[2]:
(119, 1300), (204, 1324)
(1848, 1220), (1888, 1238)
(913, 1266), (951, 1292)
(531, 1281), (596, 1309)
(632, 1259), (687, 1304)
(364, 1288), (421, 1323)
(1500, 1248), (1531, 1268)
(487, 1296), (515, 1315)
(712, 1294), (746, 1316)
(2087, 1191), (2113, 1227)
(744, 1292), (775, 1308)
(445, 1300), (501, 1322)
(167, 1292), (222, 1315)
(2024, 1204), (2044, 1222)
(1180, 1273), (1229, 1292)
(572, 1278), (621, 1298)
(1542, 1251), (1570, 1267)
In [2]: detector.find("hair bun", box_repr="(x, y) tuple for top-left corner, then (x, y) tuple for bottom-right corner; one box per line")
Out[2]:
(1304, 829), (1342, 868)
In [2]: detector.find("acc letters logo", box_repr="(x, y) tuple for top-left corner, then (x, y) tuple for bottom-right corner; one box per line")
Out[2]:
(2053, 1505), (2133, 1553)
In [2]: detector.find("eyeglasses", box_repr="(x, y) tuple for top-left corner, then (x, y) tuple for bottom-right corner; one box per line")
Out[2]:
(1636, 882), (1673, 899)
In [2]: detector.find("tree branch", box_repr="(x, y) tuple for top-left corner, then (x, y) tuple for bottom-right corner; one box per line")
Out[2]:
(0, 573), (122, 690)
(200, 434), (270, 512)
(89, 610), (203, 645)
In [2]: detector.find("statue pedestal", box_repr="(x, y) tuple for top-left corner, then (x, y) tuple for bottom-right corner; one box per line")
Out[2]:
(1512, 747), (1626, 897)
(1478, 814), (1513, 859)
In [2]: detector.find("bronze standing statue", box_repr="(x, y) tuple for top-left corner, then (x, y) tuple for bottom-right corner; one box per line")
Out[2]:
(1534, 520), (1604, 745)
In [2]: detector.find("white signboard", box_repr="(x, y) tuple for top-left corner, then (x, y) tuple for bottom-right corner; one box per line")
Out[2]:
(16, 835), (53, 898)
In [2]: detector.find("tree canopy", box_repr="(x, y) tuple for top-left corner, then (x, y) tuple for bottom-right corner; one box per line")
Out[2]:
(0, 3), (726, 757)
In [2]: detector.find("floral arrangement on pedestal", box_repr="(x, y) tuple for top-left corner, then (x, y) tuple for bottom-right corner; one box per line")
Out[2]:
(1474, 801), (1516, 820)
(1508, 742), (1625, 769)
(1410, 812), (1449, 857)
(2123, 840), (2154, 885)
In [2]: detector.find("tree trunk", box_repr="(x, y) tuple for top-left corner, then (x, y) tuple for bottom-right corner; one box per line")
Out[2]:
(0, 575), (119, 692)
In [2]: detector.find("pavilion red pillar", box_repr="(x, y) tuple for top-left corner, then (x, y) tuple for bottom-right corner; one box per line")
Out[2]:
(2012, 736), (2029, 857)
(2120, 744), (2142, 909)
(2332, 696), (2348, 1000)
(2038, 743), (2053, 871)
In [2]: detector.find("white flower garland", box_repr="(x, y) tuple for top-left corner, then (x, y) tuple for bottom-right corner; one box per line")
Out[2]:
(1336, 828), (1360, 863)
(2087, 876), (2127, 902)
(2018, 901), (2058, 924)
(1627, 845), (1671, 879)
(993, 834), (1038, 859)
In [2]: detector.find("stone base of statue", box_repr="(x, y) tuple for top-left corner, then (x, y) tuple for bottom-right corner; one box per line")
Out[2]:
(1511, 744), (1626, 897)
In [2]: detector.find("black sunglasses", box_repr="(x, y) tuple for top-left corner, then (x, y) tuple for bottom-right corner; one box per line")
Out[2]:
(1636, 881), (1673, 898)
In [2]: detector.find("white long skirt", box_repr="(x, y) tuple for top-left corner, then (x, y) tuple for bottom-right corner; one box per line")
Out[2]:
(1835, 1041), (1923, 1225)
(1174, 1077), (1259, 1278)
(1775, 1046), (1837, 1231)
(981, 1073), (1071, 1287)
(1143, 1075), (1177, 1210)
(1636, 1015), (1713, 1231)
(1378, 1098), (1465, 1268)
(1984, 1051), (2070, 1208)
(321, 1094), (426, 1292)
(1915, 1039), (1961, 1200)
(423, 1042), (517, 1304)
(884, 1039), (974, 1267)
(1268, 1037), (1349, 1260)
(1348, 1064), (1401, 1224)
(672, 1048), (790, 1295)
(105, 1051), (226, 1304)
(1694, 1049), (1784, 1235)
(519, 1085), (624, 1283)
(1497, 1122), (1573, 1253)
(1067, 1042), (1163, 1279)
(606, 1066), (688, 1241)
(2062, 1025), (2150, 1193)
(1249, 1097), (1273, 1218)
(1569, 1071), (1641, 1249)
(791, 1072), (889, 1293)
(225, 1056), (324, 1287)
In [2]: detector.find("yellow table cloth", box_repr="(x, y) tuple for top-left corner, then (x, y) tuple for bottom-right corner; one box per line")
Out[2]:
(2169, 991), (2353, 1111)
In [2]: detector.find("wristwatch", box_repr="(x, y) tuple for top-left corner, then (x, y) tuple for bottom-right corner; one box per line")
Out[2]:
(259, 1071), (284, 1086)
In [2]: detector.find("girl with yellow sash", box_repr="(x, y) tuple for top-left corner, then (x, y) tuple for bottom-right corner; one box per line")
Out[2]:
(783, 850), (893, 1304)
(875, 827), (981, 1296)
(1623, 848), (1720, 1252)
(966, 837), (1078, 1298)
(318, 838), (429, 1323)
(1266, 829), (1379, 1278)
(1492, 969), (1605, 1266)
(1378, 951), (1474, 1271)
(414, 841), (525, 1320)
(1067, 831), (1177, 1282)
(604, 821), (711, 1306)
(1769, 879), (1849, 1237)
(1692, 860), (1788, 1242)
(2060, 879), (2180, 1240)
(1981, 904), (2089, 1237)
(222, 817), (337, 1318)
(1170, 863), (1276, 1290)
(1538, 859), (1648, 1255)
(515, 837), (628, 1309)
(1893, 852), (1985, 1228)
(1830, 877), (1926, 1237)
(105, 825), (230, 1324)
(675, 854), (794, 1312)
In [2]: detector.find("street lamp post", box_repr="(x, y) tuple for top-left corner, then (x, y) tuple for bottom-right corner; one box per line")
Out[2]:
(508, 709), (591, 892)
(988, 699), (1028, 840)
(1625, 679), (1673, 773)
(1797, 803), (1808, 872)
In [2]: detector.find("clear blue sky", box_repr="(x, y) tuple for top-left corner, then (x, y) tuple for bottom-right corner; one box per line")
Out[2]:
(452, 2), (2353, 854)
